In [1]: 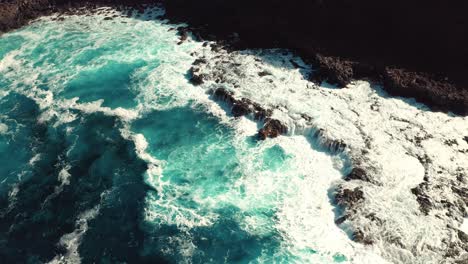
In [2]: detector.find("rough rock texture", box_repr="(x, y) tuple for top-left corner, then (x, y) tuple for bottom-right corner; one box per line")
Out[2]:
(1, 0), (467, 114)
(1, 2), (468, 262)
(0, 0), (51, 32)
(0, 0), (153, 32)
(188, 46), (468, 263)
(258, 118), (288, 140)
(345, 167), (371, 182)
(163, 0), (468, 116)
(383, 68), (468, 115)
(212, 88), (263, 119)
(211, 87), (284, 139)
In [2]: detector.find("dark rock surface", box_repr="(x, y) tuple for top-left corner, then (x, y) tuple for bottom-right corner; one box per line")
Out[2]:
(258, 118), (288, 140)
(1, 0), (467, 114)
(312, 128), (347, 153)
(352, 229), (374, 245)
(188, 67), (204, 85)
(345, 167), (370, 182)
(383, 69), (468, 115)
(335, 187), (364, 208)
(411, 184), (433, 215)
(163, 0), (468, 115)
(213, 88), (268, 120)
(212, 88), (285, 139)
(0, 0), (153, 32)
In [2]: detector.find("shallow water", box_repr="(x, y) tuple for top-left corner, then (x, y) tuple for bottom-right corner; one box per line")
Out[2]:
(4, 6), (463, 264)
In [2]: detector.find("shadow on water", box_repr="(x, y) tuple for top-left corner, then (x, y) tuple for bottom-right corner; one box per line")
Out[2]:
(0, 92), (161, 263)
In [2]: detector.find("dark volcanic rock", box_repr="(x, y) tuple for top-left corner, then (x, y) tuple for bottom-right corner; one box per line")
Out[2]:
(257, 70), (271, 77)
(383, 68), (468, 115)
(188, 67), (204, 85)
(353, 229), (374, 245)
(212, 88), (272, 120)
(2, 1), (468, 115)
(312, 128), (347, 153)
(335, 187), (364, 208)
(459, 230), (468, 243)
(345, 167), (371, 182)
(411, 185), (433, 215)
(211, 88), (286, 139)
(213, 87), (235, 104)
(164, 0), (468, 116)
(178, 27), (188, 40)
(0, 0), (155, 32)
(258, 118), (287, 140)
(310, 54), (355, 87)
(231, 101), (251, 117)
(452, 186), (468, 205)
(334, 215), (347, 225)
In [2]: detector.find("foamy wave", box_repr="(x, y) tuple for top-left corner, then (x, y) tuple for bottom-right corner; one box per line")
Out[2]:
(193, 46), (468, 263)
(48, 206), (100, 264)
(2, 6), (466, 263)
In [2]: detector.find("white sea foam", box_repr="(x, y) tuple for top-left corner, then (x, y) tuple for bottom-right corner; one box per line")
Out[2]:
(2, 6), (466, 263)
(48, 206), (100, 264)
(461, 218), (468, 235)
(28, 153), (42, 166)
(58, 165), (72, 186)
(0, 122), (9, 134)
(193, 47), (468, 263)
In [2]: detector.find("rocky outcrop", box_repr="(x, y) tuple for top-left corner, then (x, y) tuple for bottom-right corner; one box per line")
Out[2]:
(0, 0), (51, 32)
(163, 0), (468, 116)
(309, 53), (468, 115)
(188, 67), (204, 85)
(310, 54), (355, 87)
(1, 0), (467, 115)
(212, 88), (285, 139)
(335, 187), (365, 208)
(383, 68), (468, 115)
(0, 0), (154, 32)
(258, 118), (288, 140)
(345, 167), (371, 182)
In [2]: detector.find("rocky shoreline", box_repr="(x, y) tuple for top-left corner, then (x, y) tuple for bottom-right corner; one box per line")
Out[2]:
(189, 45), (468, 262)
(163, 0), (468, 116)
(1, 1), (468, 262)
(1, 0), (467, 115)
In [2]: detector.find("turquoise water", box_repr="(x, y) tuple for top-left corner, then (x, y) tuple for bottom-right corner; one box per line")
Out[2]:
(0, 8), (366, 263)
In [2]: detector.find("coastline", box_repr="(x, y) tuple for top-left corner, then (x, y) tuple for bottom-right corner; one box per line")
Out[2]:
(1, 0), (467, 115)
(0, 3), (467, 263)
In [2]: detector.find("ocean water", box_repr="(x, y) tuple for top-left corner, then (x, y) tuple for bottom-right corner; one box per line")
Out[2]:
(0, 8), (380, 264)
(2, 6), (466, 264)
